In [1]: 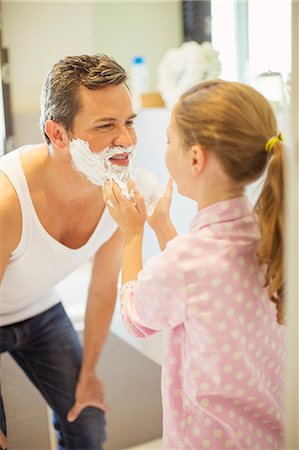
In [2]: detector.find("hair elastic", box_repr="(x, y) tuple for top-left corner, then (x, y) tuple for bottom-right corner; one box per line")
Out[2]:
(265, 132), (284, 153)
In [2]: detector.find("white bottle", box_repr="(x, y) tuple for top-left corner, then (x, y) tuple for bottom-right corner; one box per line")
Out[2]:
(130, 56), (150, 109)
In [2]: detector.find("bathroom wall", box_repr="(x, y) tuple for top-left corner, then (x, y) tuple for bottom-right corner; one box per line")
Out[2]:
(2, 2), (94, 115)
(1, 1), (182, 139)
(92, 1), (183, 90)
(2, 1), (94, 146)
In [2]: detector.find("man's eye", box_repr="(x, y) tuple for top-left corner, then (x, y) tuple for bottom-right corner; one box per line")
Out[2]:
(126, 120), (135, 128)
(98, 124), (113, 129)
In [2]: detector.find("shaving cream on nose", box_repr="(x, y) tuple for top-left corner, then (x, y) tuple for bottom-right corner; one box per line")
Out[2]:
(69, 138), (135, 196)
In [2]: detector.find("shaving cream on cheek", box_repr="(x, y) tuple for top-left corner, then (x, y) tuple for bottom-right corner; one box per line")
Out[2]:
(69, 138), (135, 197)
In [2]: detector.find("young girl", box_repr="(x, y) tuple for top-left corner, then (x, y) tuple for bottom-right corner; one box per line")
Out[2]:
(103, 80), (286, 450)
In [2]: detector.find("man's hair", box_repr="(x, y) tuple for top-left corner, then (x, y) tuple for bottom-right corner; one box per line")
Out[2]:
(40, 54), (128, 144)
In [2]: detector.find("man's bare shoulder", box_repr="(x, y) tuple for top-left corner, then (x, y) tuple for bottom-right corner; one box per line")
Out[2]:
(0, 171), (22, 254)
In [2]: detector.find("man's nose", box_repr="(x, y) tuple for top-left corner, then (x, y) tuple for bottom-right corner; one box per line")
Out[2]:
(113, 126), (135, 147)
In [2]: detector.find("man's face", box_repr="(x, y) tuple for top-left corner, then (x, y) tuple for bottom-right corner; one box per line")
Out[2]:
(70, 83), (137, 167)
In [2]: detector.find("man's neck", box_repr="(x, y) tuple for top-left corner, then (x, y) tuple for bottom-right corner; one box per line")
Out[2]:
(44, 143), (103, 205)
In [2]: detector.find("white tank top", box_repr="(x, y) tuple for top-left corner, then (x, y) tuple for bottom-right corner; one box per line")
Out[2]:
(0, 147), (118, 326)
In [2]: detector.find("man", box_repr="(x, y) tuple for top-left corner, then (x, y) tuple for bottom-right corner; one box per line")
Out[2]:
(0, 54), (137, 450)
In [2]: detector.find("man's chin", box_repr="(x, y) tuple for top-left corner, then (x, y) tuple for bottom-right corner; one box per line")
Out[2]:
(110, 161), (130, 168)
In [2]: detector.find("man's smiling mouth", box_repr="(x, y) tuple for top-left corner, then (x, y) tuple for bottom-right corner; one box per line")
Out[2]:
(109, 153), (129, 166)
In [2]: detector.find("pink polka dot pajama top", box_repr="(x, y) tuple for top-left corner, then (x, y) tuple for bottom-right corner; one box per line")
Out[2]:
(121, 196), (286, 450)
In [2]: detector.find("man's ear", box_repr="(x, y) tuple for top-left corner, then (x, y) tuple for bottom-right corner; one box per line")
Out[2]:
(190, 144), (205, 176)
(44, 120), (69, 150)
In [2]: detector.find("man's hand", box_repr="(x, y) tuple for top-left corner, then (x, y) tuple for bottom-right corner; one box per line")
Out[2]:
(67, 372), (107, 423)
(0, 428), (7, 449)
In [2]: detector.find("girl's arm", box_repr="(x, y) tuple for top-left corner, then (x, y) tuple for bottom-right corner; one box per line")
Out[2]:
(122, 232), (143, 284)
(103, 180), (186, 338)
(150, 218), (177, 251)
(103, 181), (157, 337)
(103, 180), (146, 285)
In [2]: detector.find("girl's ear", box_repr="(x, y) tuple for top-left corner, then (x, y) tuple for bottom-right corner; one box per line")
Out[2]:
(44, 119), (69, 150)
(190, 144), (205, 176)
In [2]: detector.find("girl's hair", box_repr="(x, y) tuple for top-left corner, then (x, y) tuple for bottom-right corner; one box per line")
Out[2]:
(40, 54), (128, 144)
(174, 79), (285, 323)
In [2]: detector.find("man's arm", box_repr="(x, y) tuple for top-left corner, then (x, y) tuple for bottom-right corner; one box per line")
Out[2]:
(67, 227), (123, 422)
(0, 172), (22, 449)
(0, 172), (22, 285)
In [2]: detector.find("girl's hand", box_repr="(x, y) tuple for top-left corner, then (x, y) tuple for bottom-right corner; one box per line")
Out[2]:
(147, 178), (173, 232)
(103, 180), (146, 237)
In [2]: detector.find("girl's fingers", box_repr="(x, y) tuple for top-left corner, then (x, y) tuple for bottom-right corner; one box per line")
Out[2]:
(112, 181), (141, 210)
(104, 180), (119, 205)
(165, 177), (173, 198)
(127, 178), (136, 192)
(105, 180), (145, 217)
(111, 181), (129, 205)
(102, 188), (107, 204)
(134, 191), (146, 216)
(102, 185), (109, 206)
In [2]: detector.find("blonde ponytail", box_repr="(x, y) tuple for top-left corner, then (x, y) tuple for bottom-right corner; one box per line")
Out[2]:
(255, 142), (285, 323)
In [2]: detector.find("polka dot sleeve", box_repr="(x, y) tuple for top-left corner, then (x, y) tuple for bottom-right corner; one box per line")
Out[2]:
(120, 236), (188, 335)
(120, 281), (158, 337)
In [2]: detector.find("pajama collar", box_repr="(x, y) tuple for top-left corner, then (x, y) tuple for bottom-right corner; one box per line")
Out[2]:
(190, 196), (254, 233)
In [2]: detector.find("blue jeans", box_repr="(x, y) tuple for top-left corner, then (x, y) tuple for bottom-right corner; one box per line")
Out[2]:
(0, 303), (106, 450)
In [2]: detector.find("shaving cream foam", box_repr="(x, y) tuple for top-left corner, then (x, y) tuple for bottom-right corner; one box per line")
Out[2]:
(69, 138), (164, 215)
(133, 168), (164, 215)
(69, 138), (135, 197)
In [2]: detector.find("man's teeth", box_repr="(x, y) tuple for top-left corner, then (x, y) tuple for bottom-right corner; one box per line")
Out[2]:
(111, 155), (127, 160)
